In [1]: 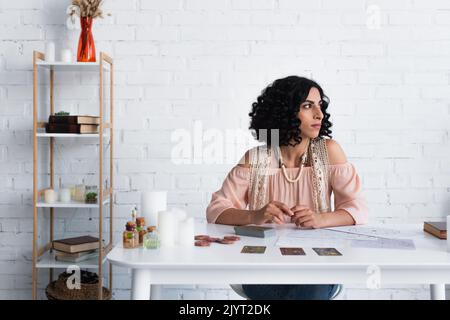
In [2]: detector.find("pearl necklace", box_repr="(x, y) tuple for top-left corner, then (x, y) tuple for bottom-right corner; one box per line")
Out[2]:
(278, 139), (310, 183)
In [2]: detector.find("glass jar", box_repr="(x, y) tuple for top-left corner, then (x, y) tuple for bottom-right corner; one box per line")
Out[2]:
(138, 228), (147, 246)
(123, 230), (136, 248)
(136, 217), (145, 228)
(134, 213), (146, 246)
(143, 226), (160, 249)
(74, 184), (85, 202)
(65, 185), (76, 200)
(123, 222), (139, 248)
(85, 185), (98, 203)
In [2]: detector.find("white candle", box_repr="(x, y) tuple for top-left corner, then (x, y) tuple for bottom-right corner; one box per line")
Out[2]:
(158, 210), (176, 247)
(141, 191), (167, 227)
(447, 215), (450, 252)
(59, 188), (71, 203)
(171, 207), (187, 243)
(178, 217), (195, 247)
(44, 189), (57, 203)
(45, 42), (55, 62)
(61, 48), (72, 63)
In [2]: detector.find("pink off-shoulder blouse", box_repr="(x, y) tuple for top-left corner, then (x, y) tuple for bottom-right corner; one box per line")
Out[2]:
(206, 161), (369, 225)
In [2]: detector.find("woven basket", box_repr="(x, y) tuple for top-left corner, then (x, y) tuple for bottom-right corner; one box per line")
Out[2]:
(45, 270), (111, 300)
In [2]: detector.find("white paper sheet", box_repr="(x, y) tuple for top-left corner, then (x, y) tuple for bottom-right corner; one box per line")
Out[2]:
(285, 229), (375, 241)
(324, 226), (419, 240)
(351, 238), (415, 250)
(276, 236), (349, 248)
(279, 227), (416, 250)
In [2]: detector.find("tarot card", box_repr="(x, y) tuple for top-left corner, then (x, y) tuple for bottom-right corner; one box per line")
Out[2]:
(241, 246), (266, 254)
(312, 248), (342, 256)
(280, 247), (306, 255)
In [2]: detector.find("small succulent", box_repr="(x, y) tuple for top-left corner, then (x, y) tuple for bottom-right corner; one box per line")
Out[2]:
(54, 111), (70, 116)
(85, 192), (97, 203)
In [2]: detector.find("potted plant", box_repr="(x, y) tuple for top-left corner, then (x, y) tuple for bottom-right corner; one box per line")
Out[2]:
(85, 192), (97, 204)
(54, 111), (70, 116)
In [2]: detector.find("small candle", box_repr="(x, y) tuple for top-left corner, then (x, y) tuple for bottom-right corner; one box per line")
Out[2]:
(171, 207), (187, 244)
(158, 210), (175, 247)
(447, 215), (450, 252)
(45, 42), (55, 62)
(172, 207), (187, 221)
(178, 217), (195, 247)
(61, 48), (72, 63)
(59, 188), (71, 203)
(44, 189), (57, 204)
(141, 191), (167, 227)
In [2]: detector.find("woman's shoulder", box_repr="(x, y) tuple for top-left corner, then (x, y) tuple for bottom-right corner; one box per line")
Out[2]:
(236, 145), (271, 168)
(324, 138), (348, 165)
(236, 147), (255, 168)
(237, 140), (348, 167)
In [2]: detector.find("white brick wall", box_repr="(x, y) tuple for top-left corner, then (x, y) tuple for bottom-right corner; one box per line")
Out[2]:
(1, 0), (450, 300)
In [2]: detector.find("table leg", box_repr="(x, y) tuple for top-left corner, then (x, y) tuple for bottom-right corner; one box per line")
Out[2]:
(150, 285), (163, 300)
(131, 269), (151, 300)
(430, 284), (446, 300)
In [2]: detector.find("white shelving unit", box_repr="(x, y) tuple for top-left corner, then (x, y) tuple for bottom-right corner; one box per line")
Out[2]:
(36, 251), (108, 269)
(32, 51), (114, 300)
(36, 133), (108, 138)
(36, 198), (110, 208)
(36, 60), (108, 71)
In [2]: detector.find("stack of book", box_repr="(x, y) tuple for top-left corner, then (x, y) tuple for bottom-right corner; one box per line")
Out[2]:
(423, 221), (447, 239)
(46, 115), (100, 134)
(52, 235), (100, 263)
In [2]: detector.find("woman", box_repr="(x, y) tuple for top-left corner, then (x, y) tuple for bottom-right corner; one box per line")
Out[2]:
(206, 76), (369, 300)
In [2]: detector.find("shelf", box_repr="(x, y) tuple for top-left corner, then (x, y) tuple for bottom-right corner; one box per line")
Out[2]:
(36, 251), (107, 269)
(36, 122), (112, 138)
(36, 133), (109, 138)
(36, 198), (110, 208)
(36, 60), (109, 72)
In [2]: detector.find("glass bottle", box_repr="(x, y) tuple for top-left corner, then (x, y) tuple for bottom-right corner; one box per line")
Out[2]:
(129, 205), (146, 246)
(85, 185), (98, 203)
(143, 226), (160, 249)
(123, 221), (139, 248)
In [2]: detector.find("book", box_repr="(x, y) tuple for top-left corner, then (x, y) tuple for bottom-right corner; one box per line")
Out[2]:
(234, 225), (276, 238)
(423, 221), (447, 239)
(54, 249), (98, 258)
(54, 249), (99, 263)
(49, 115), (100, 125)
(52, 236), (99, 253)
(46, 123), (98, 134)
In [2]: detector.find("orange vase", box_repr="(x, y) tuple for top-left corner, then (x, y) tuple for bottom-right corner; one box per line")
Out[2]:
(77, 17), (96, 62)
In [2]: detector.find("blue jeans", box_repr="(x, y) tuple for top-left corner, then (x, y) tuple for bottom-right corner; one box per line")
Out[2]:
(242, 284), (341, 300)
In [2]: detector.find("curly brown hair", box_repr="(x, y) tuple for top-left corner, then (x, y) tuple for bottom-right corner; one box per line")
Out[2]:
(249, 75), (333, 147)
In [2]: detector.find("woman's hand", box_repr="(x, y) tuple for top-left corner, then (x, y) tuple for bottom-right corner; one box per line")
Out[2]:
(252, 201), (293, 225)
(290, 205), (326, 229)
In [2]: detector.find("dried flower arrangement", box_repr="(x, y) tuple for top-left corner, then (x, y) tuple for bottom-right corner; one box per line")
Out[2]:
(66, 0), (108, 30)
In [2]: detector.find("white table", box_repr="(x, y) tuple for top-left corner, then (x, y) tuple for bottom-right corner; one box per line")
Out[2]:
(107, 220), (450, 300)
